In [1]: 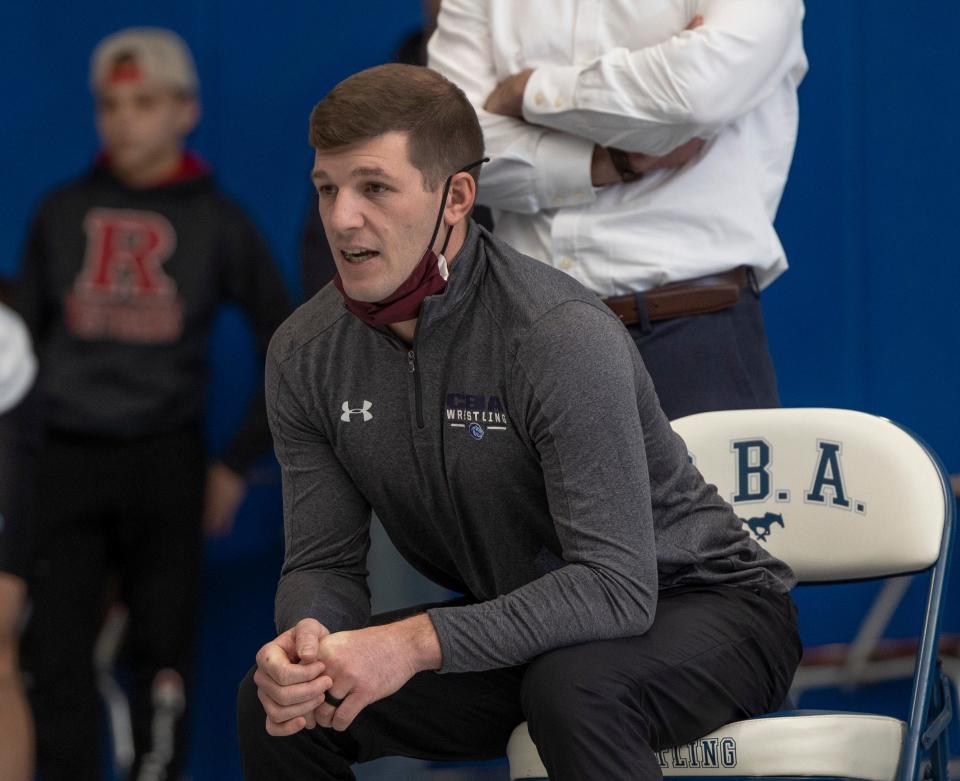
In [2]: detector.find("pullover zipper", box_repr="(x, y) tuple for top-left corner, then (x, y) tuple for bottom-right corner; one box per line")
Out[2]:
(408, 349), (424, 429)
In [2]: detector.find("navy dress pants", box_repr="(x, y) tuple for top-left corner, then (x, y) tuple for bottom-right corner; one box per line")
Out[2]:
(627, 286), (780, 420)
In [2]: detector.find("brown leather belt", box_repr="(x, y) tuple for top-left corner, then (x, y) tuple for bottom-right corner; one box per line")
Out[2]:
(602, 266), (754, 326)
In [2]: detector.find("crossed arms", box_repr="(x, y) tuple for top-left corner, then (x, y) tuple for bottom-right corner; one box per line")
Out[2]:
(428, 0), (805, 211)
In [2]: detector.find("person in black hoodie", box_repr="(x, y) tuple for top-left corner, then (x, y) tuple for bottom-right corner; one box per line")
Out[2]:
(16, 27), (290, 781)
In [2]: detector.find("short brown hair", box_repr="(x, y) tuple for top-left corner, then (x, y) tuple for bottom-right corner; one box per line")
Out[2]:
(309, 64), (485, 190)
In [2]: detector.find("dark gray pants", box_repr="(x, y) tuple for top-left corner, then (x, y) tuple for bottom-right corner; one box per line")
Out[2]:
(237, 585), (800, 781)
(628, 286), (780, 421)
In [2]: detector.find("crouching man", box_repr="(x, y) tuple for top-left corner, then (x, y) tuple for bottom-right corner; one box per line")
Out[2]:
(238, 63), (800, 781)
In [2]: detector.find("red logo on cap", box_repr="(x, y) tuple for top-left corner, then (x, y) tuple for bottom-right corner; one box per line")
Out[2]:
(108, 59), (143, 84)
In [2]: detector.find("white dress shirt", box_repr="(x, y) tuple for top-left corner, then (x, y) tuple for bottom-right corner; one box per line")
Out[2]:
(428, 0), (808, 295)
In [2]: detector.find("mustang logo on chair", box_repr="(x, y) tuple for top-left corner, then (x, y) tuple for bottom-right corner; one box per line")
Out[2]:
(744, 512), (784, 542)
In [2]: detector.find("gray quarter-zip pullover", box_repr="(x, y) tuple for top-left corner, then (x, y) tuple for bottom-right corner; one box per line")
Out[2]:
(266, 221), (794, 674)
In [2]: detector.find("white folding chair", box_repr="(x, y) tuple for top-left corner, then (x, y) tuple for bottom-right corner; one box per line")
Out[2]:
(507, 408), (955, 781)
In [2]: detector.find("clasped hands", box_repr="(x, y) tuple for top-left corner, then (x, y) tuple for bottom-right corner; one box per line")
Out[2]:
(254, 615), (439, 736)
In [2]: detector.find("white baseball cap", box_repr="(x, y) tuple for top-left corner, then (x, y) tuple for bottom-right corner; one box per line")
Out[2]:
(90, 27), (199, 95)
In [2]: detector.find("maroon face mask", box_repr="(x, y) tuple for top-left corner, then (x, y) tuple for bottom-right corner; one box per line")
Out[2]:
(333, 246), (449, 327)
(333, 158), (487, 327)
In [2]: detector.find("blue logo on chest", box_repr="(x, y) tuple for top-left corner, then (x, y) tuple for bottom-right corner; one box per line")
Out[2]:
(445, 391), (510, 436)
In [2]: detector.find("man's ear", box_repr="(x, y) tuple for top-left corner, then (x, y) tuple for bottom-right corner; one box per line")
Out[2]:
(444, 172), (477, 226)
(177, 95), (201, 136)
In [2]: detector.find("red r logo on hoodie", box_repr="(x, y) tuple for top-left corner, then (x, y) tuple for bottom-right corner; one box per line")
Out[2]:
(65, 208), (184, 342)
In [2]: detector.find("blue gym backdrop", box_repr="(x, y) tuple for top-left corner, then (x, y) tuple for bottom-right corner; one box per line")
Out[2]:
(2, 2), (957, 779)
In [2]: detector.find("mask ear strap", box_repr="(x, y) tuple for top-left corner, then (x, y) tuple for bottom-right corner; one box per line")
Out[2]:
(427, 175), (456, 253)
(428, 157), (491, 255)
(458, 157), (490, 174)
(439, 223), (455, 256)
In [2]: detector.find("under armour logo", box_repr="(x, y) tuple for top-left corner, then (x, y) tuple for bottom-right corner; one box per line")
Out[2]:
(341, 400), (373, 422)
